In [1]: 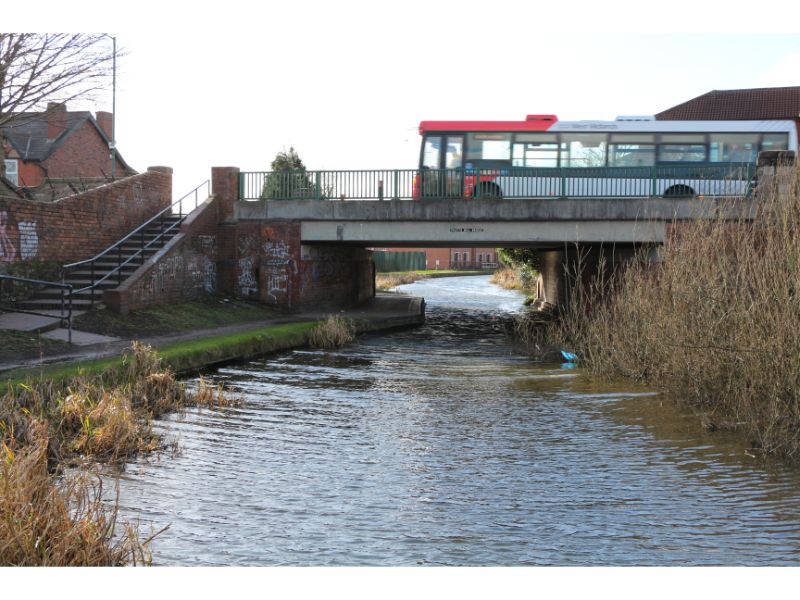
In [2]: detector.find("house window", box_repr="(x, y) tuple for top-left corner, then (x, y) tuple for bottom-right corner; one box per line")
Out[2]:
(3, 160), (18, 186)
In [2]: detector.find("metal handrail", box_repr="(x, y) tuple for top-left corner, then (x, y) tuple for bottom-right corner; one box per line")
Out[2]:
(238, 164), (758, 201)
(0, 274), (73, 344)
(63, 180), (210, 307)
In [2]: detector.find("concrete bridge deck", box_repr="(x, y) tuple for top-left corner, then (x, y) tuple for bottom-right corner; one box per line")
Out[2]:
(234, 197), (754, 246)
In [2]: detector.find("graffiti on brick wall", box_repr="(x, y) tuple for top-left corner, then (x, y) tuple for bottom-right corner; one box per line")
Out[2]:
(132, 254), (186, 305)
(262, 239), (296, 304)
(235, 232), (259, 297)
(18, 222), (38, 260)
(187, 254), (216, 294)
(0, 211), (16, 261)
(238, 256), (258, 296)
(191, 235), (217, 293)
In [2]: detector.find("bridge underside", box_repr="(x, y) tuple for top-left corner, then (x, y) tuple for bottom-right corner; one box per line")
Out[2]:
(298, 220), (665, 246)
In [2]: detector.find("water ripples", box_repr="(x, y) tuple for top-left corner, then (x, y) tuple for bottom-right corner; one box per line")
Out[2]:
(112, 276), (800, 565)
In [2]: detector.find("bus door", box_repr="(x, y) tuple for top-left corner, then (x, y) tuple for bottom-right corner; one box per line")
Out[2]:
(420, 135), (464, 198)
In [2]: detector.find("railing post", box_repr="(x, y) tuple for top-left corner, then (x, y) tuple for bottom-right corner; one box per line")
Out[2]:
(378, 179), (384, 201)
(560, 167), (566, 198)
(393, 170), (399, 200)
(315, 172), (321, 200)
(650, 165), (657, 197)
(90, 261), (95, 308)
(67, 286), (72, 345)
(117, 244), (122, 286)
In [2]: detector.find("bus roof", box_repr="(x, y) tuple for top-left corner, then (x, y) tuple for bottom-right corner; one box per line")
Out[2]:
(419, 116), (797, 136)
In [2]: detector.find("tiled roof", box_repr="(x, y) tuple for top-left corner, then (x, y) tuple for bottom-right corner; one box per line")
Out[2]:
(656, 86), (800, 121)
(0, 111), (134, 172)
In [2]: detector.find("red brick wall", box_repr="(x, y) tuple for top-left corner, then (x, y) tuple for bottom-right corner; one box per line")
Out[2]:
(217, 220), (375, 310)
(106, 195), (220, 314)
(43, 120), (134, 179)
(0, 168), (171, 265)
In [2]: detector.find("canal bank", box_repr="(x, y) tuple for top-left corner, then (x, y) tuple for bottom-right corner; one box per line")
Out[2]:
(0, 293), (425, 385)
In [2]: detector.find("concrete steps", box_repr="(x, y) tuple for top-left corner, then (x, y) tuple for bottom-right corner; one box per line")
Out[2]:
(17, 215), (182, 311)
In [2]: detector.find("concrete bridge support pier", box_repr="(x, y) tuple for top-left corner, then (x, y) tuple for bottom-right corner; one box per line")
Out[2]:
(536, 244), (641, 309)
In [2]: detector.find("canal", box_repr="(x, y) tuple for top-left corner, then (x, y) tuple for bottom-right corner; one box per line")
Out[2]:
(114, 275), (800, 565)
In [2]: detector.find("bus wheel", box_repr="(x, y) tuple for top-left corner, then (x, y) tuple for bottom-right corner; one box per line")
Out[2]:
(478, 182), (503, 199)
(663, 184), (695, 198)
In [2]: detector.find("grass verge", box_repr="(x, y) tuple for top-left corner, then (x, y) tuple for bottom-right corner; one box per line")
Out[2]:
(2, 321), (318, 388)
(73, 298), (284, 339)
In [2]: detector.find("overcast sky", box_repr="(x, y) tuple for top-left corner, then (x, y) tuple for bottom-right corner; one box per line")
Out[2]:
(7, 1), (800, 198)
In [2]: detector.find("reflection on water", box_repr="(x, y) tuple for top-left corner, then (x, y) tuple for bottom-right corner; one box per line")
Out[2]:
(114, 276), (800, 565)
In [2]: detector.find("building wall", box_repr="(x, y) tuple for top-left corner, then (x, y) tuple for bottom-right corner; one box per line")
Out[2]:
(0, 168), (171, 266)
(43, 120), (134, 179)
(375, 246), (497, 270)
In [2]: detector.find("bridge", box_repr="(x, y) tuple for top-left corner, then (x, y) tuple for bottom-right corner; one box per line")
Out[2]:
(211, 165), (756, 311)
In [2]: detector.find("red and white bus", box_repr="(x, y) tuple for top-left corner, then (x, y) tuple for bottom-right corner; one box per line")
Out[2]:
(415, 114), (797, 198)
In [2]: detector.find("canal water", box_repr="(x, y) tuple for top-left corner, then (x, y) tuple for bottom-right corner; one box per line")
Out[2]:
(115, 275), (800, 565)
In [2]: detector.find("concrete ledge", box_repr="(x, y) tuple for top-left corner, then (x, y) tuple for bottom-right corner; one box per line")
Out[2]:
(299, 220), (667, 245)
(236, 196), (755, 223)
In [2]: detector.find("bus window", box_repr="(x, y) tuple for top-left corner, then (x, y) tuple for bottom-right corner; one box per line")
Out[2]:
(466, 133), (512, 161)
(422, 136), (442, 169)
(658, 134), (706, 162)
(561, 133), (607, 167)
(445, 136), (463, 168)
(709, 134), (759, 162)
(513, 133), (558, 167)
(761, 133), (789, 151)
(608, 134), (656, 167)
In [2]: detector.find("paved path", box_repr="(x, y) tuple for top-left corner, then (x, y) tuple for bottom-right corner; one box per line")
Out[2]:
(0, 294), (423, 375)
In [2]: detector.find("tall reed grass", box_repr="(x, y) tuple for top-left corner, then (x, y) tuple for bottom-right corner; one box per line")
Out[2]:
(0, 342), (233, 565)
(521, 167), (800, 459)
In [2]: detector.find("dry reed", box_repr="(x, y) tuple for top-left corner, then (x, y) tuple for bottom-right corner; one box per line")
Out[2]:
(490, 266), (521, 290)
(0, 422), (155, 566)
(522, 167), (800, 459)
(375, 272), (429, 291)
(0, 342), (236, 565)
(309, 315), (356, 349)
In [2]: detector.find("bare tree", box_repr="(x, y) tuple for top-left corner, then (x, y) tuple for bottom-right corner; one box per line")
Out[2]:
(0, 33), (115, 178)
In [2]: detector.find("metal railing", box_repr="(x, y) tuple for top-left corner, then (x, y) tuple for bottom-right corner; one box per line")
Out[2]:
(0, 274), (73, 344)
(63, 181), (210, 307)
(239, 164), (758, 201)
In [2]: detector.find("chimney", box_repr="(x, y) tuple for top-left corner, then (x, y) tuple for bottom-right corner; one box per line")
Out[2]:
(46, 102), (67, 140)
(96, 111), (113, 140)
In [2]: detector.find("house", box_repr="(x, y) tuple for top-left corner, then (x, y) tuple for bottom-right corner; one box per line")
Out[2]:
(374, 246), (498, 271)
(1, 102), (136, 200)
(656, 86), (800, 138)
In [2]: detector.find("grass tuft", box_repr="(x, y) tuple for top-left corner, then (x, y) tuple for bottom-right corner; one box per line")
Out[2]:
(309, 315), (356, 349)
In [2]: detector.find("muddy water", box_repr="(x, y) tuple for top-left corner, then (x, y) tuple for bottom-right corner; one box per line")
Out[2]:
(115, 276), (800, 565)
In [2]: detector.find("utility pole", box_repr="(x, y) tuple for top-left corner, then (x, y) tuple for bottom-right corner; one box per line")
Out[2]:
(103, 34), (117, 180)
(111, 35), (116, 180)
